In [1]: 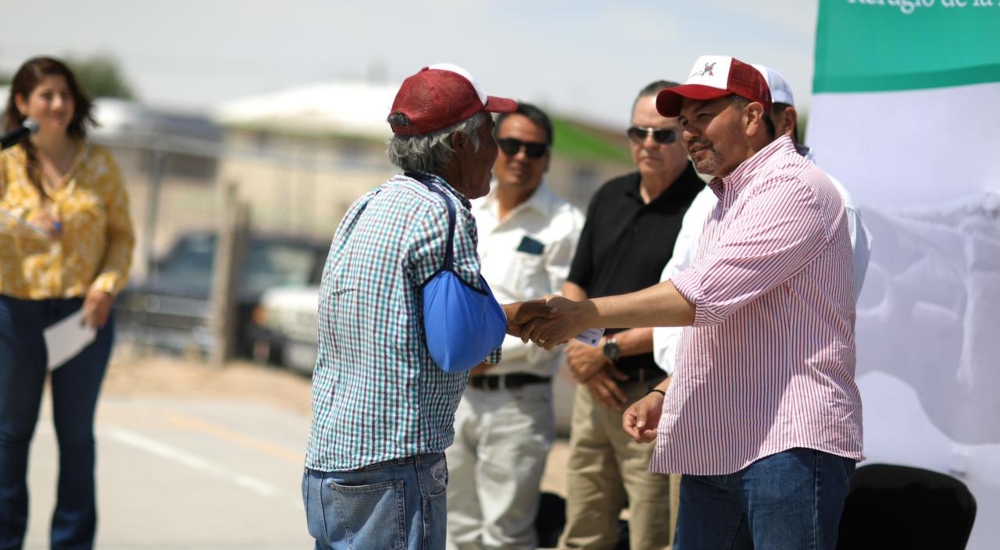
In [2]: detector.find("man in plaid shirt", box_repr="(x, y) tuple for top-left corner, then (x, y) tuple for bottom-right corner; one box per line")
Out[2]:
(302, 64), (552, 550)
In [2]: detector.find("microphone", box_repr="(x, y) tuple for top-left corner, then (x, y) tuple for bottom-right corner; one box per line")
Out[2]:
(0, 118), (40, 150)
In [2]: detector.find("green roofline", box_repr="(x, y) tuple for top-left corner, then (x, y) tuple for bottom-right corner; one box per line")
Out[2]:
(550, 117), (632, 164)
(221, 116), (634, 165)
(222, 121), (389, 144)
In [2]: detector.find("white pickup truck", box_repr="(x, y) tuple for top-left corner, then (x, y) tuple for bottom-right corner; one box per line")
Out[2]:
(251, 285), (320, 375)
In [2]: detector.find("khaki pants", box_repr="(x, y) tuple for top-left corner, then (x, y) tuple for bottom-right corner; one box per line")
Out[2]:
(558, 380), (672, 550)
(669, 473), (680, 545)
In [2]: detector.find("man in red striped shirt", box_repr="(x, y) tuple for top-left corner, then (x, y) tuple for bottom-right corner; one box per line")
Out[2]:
(521, 55), (863, 550)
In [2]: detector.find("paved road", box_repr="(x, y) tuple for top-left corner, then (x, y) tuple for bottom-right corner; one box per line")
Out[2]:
(23, 360), (572, 550)
(26, 396), (313, 549)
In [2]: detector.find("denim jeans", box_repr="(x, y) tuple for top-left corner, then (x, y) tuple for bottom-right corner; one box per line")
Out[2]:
(674, 448), (856, 550)
(0, 296), (113, 550)
(303, 453), (449, 550)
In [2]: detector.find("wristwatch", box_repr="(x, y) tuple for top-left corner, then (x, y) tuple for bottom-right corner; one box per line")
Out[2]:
(603, 338), (621, 362)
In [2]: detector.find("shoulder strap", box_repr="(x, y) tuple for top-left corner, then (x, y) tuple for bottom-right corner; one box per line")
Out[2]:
(405, 172), (456, 271)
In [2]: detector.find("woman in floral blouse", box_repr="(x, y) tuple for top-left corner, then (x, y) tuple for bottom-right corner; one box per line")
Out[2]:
(0, 56), (135, 550)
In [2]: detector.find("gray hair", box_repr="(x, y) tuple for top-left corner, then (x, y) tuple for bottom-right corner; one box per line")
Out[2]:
(386, 112), (488, 174)
(632, 80), (680, 116)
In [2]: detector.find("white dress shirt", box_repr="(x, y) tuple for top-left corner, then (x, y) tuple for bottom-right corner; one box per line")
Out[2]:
(472, 181), (585, 377)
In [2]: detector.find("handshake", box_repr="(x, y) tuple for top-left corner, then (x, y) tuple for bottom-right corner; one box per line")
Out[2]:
(502, 296), (599, 350)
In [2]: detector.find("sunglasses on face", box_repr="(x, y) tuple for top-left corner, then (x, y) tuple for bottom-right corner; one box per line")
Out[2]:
(626, 125), (678, 145)
(496, 137), (549, 159)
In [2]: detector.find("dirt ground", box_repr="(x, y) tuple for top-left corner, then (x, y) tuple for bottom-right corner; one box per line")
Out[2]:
(101, 351), (571, 495)
(102, 354), (314, 415)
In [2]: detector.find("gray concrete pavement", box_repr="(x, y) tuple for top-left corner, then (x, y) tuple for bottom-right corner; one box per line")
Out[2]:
(26, 396), (313, 549)
(22, 365), (572, 550)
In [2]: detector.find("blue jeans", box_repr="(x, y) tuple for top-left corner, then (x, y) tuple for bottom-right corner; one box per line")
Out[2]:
(303, 453), (449, 550)
(674, 448), (855, 550)
(0, 296), (113, 550)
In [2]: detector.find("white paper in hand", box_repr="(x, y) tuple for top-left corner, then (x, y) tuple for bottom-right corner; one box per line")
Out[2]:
(44, 309), (97, 371)
(0, 208), (50, 239)
(574, 327), (605, 347)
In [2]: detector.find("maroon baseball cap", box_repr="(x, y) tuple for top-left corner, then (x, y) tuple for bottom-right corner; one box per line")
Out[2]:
(656, 55), (772, 118)
(388, 63), (517, 136)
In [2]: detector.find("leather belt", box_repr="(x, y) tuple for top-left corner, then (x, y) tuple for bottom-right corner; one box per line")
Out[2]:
(622, 366), (666, 385)
(468, 373), (551, 391)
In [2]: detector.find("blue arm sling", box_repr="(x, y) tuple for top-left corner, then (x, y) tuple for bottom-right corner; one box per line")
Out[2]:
(408, 173), (508, 373)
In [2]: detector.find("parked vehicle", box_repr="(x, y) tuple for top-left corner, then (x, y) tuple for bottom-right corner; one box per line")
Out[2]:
(114, 231), (328, 359)
(249, 285), (321, 375)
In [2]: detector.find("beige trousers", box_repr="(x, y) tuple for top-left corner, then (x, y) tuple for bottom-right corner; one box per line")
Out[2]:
(558, 380), (672, 550)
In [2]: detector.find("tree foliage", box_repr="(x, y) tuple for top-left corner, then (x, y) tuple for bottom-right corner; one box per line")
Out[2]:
(64, 53), (136, 100)
(1, 53), (136, 100)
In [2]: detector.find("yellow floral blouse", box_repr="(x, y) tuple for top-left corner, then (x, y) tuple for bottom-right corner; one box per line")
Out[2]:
(0, 143), (135, 299)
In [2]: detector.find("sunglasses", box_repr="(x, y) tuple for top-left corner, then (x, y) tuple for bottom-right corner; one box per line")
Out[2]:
(497, 137), (549, 159)
(626, 126), (678, 145)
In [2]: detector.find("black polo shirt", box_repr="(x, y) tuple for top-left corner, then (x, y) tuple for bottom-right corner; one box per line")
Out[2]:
(566, 162), (705, 373)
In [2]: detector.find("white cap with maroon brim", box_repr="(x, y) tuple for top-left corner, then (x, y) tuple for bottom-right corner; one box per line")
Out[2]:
(656, 55), (772, 118)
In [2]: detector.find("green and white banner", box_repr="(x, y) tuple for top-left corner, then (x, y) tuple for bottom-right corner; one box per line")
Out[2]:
(815, 0), (1000, 94)
(808, 1), (1000, 547)
(810, 0), (1000, 206)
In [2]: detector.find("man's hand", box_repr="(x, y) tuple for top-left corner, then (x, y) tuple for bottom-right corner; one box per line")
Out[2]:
(622, 390), (664, 443)
(469, 361), (494, 376)
(584, 367), (629, 410)
(564, 340), (610, 383)
(82, 288), (113, 329)
(503, 299), (559, 337)
(520, 295), (596, 349)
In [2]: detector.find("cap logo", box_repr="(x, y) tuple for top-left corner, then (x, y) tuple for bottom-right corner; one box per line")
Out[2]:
(657, 55), (771, 118)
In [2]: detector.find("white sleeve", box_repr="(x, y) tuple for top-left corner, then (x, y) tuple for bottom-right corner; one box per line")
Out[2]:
(653, 187), (716, 374)
(827, 174), (873, 304)
(846, 205), (872, 303)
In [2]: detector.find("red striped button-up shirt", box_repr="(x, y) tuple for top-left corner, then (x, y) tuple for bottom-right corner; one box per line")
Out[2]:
(651, 136), (864, 476)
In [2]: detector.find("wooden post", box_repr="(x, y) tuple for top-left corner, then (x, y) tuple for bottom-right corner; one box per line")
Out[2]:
(209, 181), (249, 366)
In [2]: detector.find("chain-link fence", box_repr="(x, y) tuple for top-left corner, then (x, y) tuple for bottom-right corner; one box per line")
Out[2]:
(97, 130), (399, 283)
(100, 124), (631, 364)
(101, 126), (629, 284)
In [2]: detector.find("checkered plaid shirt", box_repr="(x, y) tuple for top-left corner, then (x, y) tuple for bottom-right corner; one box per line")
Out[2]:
(306, 172), (500, 471)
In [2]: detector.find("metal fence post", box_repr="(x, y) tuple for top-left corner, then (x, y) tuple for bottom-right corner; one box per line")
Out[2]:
(143, 147), (165, 278)
(209, 181), (249, 366)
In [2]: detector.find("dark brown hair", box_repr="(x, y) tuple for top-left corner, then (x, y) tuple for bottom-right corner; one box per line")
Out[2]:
(4, 56), (95, 136)
(3, 56), (95, 190)
(495, 102), (554, 147)
(731, 95), (775, 140)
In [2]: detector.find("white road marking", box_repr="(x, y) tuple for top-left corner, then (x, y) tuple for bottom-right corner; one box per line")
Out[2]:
(105, 427), (277, 497)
